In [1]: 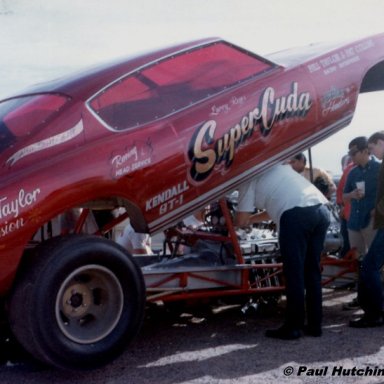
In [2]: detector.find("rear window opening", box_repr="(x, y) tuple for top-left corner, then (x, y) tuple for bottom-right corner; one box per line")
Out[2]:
(88, 41), (276, 130)
(0, 94), (70, 152)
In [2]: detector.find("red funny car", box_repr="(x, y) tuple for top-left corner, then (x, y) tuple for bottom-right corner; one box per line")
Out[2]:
(0, 33), (384, 369)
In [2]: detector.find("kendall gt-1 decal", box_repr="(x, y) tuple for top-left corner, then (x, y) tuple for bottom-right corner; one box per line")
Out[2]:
(6, 120), (84, 167)
(146, 180), (189, 215)
(188, 82), (312, 182)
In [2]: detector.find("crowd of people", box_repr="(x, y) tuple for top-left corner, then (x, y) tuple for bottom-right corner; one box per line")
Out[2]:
(234, 132), (384, 339)
(112, 131), (384, 340)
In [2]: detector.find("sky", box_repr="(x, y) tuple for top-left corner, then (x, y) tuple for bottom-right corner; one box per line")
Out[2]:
(1, 0), (384, 175)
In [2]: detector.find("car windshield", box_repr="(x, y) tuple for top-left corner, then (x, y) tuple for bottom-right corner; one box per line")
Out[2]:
(89, 41), (276, 130)
(0, 94), (69, 153)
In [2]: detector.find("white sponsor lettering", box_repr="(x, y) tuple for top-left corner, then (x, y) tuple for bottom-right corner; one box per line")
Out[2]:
(146, 181), (189, 211)
(0, 188), (41, 219)
(7, 120), (84, 166)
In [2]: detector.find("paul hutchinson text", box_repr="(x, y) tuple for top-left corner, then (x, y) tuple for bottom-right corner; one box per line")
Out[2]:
(297, 365), (384, 377)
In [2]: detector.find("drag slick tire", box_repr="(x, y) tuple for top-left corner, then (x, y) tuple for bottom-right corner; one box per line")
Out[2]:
(7, 235), (145, 370)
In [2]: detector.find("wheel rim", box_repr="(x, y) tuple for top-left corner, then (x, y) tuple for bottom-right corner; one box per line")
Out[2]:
(55, 264), (124, 344)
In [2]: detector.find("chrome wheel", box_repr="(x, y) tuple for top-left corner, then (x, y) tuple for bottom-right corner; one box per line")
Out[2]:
(9, 235), (145, 369)
(55, 264), (124, 344)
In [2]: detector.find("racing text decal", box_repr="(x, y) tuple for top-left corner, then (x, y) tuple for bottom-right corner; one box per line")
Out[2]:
(110, 138), (153, 178)
(188, 82), (312, 182)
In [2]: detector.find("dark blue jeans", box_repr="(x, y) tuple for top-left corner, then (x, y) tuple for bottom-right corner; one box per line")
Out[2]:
(358, 228), (384, 318)
(279, 204), (330, 330)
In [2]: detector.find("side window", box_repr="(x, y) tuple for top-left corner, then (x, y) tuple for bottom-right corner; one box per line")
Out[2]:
(89, 42), (275, 131)
(89, 76), (160, 129)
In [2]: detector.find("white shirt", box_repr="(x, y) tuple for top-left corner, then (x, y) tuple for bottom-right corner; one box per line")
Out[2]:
(237, 164), (327, 224)
(116, 220), (152, 254)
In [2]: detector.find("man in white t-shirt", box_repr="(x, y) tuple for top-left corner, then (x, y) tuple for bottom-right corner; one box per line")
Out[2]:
(235, 164), (330, 339)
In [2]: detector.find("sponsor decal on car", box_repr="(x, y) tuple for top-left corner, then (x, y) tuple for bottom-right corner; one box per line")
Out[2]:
(210, 95), (248, 117)
(188, 82), (312, 182)
(0, 187), (41, 237)
(307, 39), (375, 76)
(146, 180), (189, 215)
(110, 139), (153, 178)
(6, 120), (84, 167)
(321, 86), (355, 116)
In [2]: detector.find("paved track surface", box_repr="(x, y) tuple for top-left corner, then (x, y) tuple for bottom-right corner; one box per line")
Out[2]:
(1, 288), (384, 384)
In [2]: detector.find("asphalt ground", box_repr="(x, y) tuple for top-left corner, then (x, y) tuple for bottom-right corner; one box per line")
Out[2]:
(2, 287), (384, 384)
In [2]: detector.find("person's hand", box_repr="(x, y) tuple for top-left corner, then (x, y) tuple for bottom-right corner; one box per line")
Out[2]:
(350, 188), (364, 200)
(339, 206), (346, 219)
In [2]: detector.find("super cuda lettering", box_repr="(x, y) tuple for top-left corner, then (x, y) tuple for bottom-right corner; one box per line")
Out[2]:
(188, 82), (311, 182)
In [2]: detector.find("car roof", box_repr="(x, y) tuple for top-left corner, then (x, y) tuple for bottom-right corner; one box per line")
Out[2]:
(8, 37), (222, 101)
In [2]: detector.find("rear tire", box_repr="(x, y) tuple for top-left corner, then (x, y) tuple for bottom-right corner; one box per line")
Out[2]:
(7, 235), (145, 370)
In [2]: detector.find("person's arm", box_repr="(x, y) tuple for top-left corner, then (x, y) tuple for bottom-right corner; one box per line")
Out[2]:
(336, 166), (353, 205)
(234, 210), (270, 227)
(343, 188), (363, 202)
(336, 176), (346, 205)
(234, 211), (251, 227)
(342, 171), (363, 202)
(235, 181), (257, 227)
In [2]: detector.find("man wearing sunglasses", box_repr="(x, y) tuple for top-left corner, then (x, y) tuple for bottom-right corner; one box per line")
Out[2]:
(342, 136), (380, 260)
(350, 131), (384, 327)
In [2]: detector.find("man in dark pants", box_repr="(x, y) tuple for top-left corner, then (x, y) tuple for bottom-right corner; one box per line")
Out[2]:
(350, 131), (384, 327)
(235, 164), (330, 339)
(279, 205), (331, 336)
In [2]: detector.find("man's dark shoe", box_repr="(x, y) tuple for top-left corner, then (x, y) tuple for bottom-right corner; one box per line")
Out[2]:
(303, 325), (322, 337)
(265, 325), (301, 340)
(349, 316), (384, 328)
(342, 297), (360, 310)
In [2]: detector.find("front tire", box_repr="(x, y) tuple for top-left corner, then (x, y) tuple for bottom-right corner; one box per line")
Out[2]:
(7, 235), (145, 370)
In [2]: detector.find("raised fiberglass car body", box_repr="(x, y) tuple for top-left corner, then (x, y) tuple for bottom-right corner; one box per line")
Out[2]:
(1, 33), (384, 369)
